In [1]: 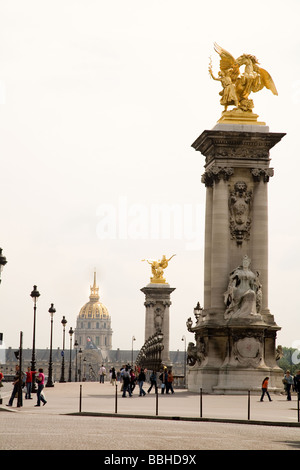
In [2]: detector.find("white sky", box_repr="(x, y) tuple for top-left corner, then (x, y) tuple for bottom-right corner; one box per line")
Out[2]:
(0, 0), (299, 353)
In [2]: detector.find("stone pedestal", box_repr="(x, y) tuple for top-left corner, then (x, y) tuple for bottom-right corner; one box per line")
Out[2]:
(187, 123), (285, 394)
(141, 283), (175, 367)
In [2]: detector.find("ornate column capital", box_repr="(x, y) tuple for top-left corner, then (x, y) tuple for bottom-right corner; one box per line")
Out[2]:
(201, 166), (234, 187)
(251, 168), (274, 182)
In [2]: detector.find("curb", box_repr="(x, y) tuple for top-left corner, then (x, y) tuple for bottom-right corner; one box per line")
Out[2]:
(66, 411), (300, 428)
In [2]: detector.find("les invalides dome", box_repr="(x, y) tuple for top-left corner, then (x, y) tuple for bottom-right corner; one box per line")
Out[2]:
(74, 272), (112, 350)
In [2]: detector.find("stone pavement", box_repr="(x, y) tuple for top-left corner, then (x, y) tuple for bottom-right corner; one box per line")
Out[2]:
(1, 381), (300, 451)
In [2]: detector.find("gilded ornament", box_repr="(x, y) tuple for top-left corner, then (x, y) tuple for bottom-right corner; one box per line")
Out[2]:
(209, 43), (278, 124)
(142, 254), (176, 284)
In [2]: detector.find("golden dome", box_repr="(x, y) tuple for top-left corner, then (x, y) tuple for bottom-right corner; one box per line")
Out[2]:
(78, 272), (110, 320)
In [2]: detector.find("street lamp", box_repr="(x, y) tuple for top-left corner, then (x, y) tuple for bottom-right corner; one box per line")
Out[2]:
(78, 347), (82, 382)
(30, 285), (40, 393)
(181, 335), (187, 388)
(59, 316), (67, 383)
(68, 327), (74, 382)
(46, 303), (55, 388)
(74, 340), (78, 382)
(131, 335), (136, 366)
(194, 301), (203, 322)
(0, 248), (7, 283)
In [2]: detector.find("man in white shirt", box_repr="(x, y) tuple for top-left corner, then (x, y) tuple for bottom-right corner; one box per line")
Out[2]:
(99, 364), (106, 383)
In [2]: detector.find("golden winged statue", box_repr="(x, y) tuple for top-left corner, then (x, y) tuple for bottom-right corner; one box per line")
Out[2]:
(142, 254), (176, 284)
(209, 43), (278, 123)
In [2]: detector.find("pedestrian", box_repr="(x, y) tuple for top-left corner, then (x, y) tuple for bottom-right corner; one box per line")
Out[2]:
(35, 368), (47, 406)
(283, 370), (293, 401)
(166, 370), (175, 394)
(130, 369), (137, 394)
(0, 369), (3, 387)
(138, 368), (146, 396)
(293, 370), (300, 398)
(122, 365), (132, 397)
(260, 376), (272, 402)
(159, 367), (168, 394)
(25, 366), (36, 399)
(99, 364), (106, 383)
(6, 365), (23, 407)
(147, 371), (158, 394)
(111, 367), (116, 386)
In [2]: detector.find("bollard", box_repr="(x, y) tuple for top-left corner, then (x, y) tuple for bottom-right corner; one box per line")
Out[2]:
(247, 390), (251, 420)
(79, 384), (82, 412)
(156, 389), (158, 416)
(200, 388), (202, 418)
(79, 384), (82, 413)
(115, 383), (118, 414)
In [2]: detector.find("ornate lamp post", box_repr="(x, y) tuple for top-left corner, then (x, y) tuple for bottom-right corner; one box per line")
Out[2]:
(46, 303), (55, 388)
(74, 339), (78, 382)
(78, 347), (82, 382)
(0, 248), (7, 284)
(193, 301), (203, 322)
(131, 335), (136, 367)
(30, 285), (40, 393)
(181, 335), (186, 388)
(59, 316), (67, 383)
(68, 327), (74, 382)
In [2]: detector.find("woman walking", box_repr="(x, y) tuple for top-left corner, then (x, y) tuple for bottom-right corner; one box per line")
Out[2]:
(260, 377), (272, 402)
(35, 368), (47, 407)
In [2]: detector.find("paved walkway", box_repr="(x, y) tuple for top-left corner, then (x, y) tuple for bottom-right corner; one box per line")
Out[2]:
(1, 381), (300, 451)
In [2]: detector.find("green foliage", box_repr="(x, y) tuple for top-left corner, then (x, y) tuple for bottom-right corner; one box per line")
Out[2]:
(278, 347), (300, 375)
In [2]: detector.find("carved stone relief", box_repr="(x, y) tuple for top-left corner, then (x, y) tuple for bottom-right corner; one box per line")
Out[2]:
(154, 306), (164, 333)
(187, 334), (207, 366)
(229, 181), (252, 245)
(232, 331), (263, 367)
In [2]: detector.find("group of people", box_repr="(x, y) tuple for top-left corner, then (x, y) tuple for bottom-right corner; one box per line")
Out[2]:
(282, 370), (300, 401)
(99, 364), (175, 397)
(5, 365), (47, 407)
(260, 370), (300, 402)
(120, 365), (175, 397)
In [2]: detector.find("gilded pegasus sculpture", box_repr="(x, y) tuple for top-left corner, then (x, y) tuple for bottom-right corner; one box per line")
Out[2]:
(209, 43), (278, 122)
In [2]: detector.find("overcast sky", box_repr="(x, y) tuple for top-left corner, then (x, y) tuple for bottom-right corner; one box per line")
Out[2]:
(0, 0), (299, 355)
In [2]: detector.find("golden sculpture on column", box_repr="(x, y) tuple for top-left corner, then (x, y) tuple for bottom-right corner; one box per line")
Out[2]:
(209, 43), (278, 125)
(142, 254), (176, 284)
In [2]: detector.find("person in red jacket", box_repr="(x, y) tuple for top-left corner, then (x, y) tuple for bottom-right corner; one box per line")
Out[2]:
(260, 376), (272, 402)
(25, 366), (36, 399)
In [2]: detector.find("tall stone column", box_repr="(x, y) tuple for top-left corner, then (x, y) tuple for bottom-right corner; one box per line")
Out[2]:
(141, 284), (175, 367)
(187, 125), (285, 394)
(203, 185), (213, 309)
(202, 169), (233, 313)
(250, 169), (273, 316)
